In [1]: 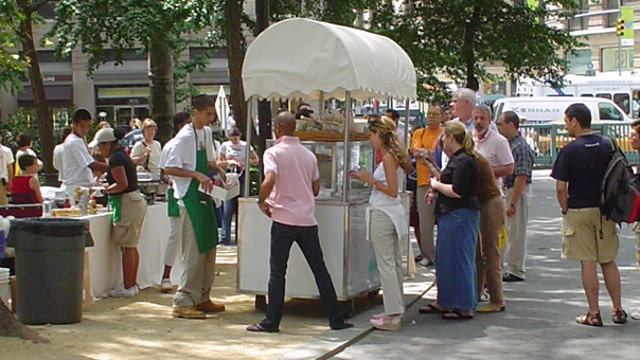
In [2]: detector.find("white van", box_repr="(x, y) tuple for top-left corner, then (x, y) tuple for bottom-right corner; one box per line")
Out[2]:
(492, 96), (632, 124)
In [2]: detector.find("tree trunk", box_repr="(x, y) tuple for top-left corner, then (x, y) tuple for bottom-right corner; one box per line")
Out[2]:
(255, 0), (271, 159)
(462, 3), (481, 92)
(0, 300), (49, 342)
(148, 34), (175, 144)
(18, 1), (56, 185)
(224, 0), (248, 138)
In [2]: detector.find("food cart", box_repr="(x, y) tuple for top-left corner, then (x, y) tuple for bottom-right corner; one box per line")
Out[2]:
(237, 18), (416, 314)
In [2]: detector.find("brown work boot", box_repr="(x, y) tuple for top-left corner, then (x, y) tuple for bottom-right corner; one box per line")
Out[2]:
(195, 299), (226, 313)
(172, 306), (206, 319)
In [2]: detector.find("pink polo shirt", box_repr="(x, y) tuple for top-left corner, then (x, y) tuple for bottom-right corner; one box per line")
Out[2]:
(263, 136), (319, 226)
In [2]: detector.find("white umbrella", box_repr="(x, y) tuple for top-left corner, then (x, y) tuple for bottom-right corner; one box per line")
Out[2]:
(215, 85), (230, 131)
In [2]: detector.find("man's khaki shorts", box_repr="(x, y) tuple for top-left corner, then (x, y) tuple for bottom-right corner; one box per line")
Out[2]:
(561, 207), (618, 263)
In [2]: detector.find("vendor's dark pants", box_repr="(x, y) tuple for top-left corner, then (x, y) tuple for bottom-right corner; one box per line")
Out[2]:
(259, 222), (343, 330)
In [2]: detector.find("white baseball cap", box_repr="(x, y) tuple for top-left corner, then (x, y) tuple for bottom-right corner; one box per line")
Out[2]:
(89, 128), (117, 148)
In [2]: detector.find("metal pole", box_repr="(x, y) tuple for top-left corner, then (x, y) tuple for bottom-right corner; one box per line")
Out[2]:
(618, 33), (622, 76)
(244, 99), (253, 197)
(342, 91), (352, 203)
(618, 0), (622, 76)
(318, 92), (324, 120)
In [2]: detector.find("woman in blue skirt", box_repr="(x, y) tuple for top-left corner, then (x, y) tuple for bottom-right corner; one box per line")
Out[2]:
(423, 121), (480, 320)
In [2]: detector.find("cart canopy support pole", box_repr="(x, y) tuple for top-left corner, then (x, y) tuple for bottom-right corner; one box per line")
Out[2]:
(342, 91), (352, 203)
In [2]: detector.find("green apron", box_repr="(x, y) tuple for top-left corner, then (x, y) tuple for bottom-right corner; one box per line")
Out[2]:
(182, 130), (218, 253)
(108, 194), (122, 222)
(166, 187), (180, 217)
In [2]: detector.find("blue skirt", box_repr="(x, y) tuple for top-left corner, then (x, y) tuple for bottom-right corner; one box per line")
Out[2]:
(435, 208), (480, 310)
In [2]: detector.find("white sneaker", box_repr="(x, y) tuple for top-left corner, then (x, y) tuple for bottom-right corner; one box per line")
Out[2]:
(631, 308), (640, 320)
(161, 278), (173, 293)
(108, 285), (137, 298)
(479, 287), (490, 302)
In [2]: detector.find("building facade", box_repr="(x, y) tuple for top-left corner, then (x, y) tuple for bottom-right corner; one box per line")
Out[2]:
(0, 1), (257, 128)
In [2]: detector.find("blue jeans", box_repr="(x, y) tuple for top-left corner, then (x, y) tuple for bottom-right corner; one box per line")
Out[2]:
(221, 181), (243, 244)
(259, 222), (344, 330)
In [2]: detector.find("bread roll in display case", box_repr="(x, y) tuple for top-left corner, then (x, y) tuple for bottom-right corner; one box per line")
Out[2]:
(237, 140), (381, 314)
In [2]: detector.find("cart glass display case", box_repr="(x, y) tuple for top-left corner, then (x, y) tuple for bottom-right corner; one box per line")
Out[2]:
(267, 140), (374, 201)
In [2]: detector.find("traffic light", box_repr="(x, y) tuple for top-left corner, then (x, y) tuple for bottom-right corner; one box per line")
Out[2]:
(616, 18), (625, 36)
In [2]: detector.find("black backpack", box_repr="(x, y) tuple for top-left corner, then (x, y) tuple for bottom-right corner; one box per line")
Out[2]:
(600, 138), (640, 223)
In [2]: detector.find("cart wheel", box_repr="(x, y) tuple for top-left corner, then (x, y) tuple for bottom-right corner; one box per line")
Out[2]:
(340, 300), (355, 319)
(255, 295), (267, 311)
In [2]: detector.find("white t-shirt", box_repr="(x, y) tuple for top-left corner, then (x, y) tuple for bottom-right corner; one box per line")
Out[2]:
(164, 125), (216, 200)
(219, 140), (253, 171)
(0, 145), (13, 182)
(15, 148), (42, 176)
(53, 144), (64, 182)
(131, 139), (162, 174)
(62, 133), (94, 187)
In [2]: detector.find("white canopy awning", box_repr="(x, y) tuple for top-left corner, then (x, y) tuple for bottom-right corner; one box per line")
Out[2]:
(242, 18), (416, 102)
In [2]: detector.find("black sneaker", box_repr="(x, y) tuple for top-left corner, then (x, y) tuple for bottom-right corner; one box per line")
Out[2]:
(330, 321), (354, 330)
(502, 273), (524, 282)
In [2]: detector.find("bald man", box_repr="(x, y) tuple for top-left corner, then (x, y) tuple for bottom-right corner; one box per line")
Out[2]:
(247, 112), (353, 332)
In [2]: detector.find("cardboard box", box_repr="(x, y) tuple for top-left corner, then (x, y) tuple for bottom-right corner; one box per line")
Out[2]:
(199, 183), (240, 201)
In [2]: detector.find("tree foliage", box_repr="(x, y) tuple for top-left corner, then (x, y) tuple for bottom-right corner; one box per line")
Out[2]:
(368, 0), (582, 99)
(50, 0), (223, 142)
(0, 1), (30, 93)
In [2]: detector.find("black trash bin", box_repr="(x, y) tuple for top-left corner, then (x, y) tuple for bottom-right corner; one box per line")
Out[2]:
(6, 217), (94, 325)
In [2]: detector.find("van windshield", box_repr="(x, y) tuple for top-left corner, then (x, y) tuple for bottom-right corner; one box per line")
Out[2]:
(598, 102), (624, 121)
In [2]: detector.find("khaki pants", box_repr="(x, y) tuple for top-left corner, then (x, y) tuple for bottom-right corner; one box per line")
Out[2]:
(476, 196), (505, 303)
(416, 185), (436, 262)
(370, 209), (404, 315)
(504, 186), (530, 279)
(173, 205), (217, 307)
(0, 184), (8, 205)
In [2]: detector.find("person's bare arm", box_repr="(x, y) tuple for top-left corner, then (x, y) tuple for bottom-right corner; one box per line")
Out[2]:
(258, 172), (277, 217)
(430, 178), (461, 198)
(506, 175), (527, 217)
(104, 166), (128, 194)
(89, 161), (109, 172)
(207, 161), (227, 183)
(555, 180), (568, 214)
(493, 163), (514, 178)
(30, 176), (43, 203)
(249, 150), (259, 166)
(164, 166), (214, 192)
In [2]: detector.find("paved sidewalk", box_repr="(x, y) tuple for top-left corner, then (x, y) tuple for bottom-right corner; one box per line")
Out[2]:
(279, 171), (640, 360)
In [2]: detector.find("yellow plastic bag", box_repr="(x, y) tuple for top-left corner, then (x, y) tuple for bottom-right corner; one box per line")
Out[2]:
(498, 225), (507, 250)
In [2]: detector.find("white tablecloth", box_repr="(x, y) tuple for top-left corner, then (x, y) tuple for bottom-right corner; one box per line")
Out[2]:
(85, 202), (181, 299)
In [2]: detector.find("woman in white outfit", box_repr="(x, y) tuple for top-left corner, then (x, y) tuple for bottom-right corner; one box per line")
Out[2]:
(349, 115), (411, 331)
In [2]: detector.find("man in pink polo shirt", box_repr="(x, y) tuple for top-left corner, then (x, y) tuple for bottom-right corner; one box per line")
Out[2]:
(246, 111), (353, 333)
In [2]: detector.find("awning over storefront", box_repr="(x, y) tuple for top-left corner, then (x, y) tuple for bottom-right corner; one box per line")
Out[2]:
(17, 85), (73, 103)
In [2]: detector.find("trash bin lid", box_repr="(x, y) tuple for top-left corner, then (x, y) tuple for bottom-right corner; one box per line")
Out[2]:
(9, 217), (90, 237)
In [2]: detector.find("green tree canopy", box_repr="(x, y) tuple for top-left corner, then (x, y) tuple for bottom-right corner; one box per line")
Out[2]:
(0, 1), (30, 92)
(50, 0), (223, 142)
(368, 0), (582, 100)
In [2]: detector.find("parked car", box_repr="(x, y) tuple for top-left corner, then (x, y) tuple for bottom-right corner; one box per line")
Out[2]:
(120, 128), (142, 154)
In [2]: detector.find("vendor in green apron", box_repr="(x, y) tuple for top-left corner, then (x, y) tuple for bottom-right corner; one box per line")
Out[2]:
(92, 127), (147, 298)
(163, 95), (227, 319)
(158, 112), (193, 293)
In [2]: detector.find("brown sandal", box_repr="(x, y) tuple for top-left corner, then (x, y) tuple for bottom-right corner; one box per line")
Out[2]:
(612, 309), (628, 324)
(576, 312), (603, 327)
